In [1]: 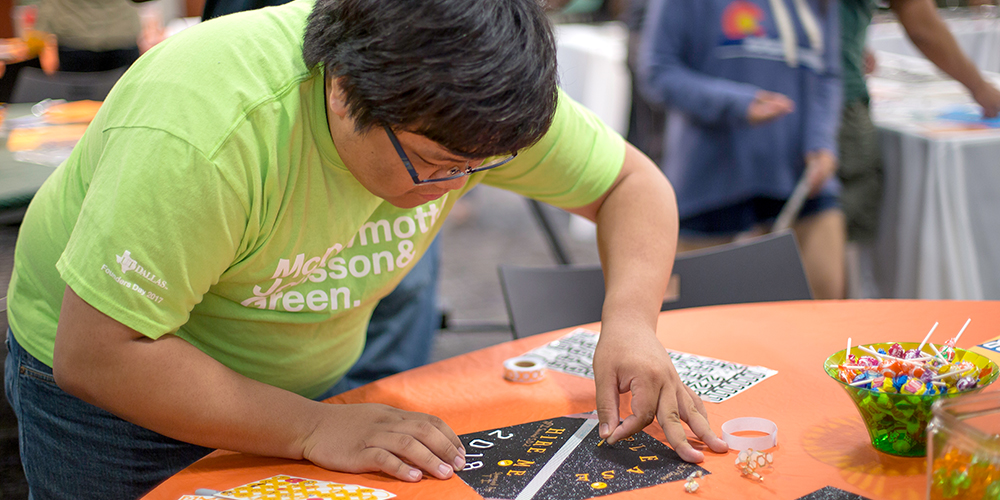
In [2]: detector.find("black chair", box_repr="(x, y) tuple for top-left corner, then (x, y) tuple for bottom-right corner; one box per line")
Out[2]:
(498, 231), (813, 339)
(9, 66), (126, 103)
(498, 264), (604, 339)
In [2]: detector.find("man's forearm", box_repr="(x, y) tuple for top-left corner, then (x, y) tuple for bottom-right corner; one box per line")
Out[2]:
(891, 0), (992, 95)
(53, 287), (325, 461)
(592, 144), (678, 334)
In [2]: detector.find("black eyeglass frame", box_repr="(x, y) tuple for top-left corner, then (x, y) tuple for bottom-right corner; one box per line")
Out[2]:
(383, 125), (517, 185)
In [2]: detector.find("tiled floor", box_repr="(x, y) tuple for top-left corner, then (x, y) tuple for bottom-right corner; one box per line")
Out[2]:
(0, 185), (601, 498)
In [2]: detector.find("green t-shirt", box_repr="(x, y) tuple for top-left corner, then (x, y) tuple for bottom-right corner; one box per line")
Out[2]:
(8, 0), (624, 399)
(841, 0), (877, 104)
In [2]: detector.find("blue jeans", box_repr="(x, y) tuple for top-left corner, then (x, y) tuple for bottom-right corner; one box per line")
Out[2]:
(3, 239), (441, 498)
(4, 330), (214, 500)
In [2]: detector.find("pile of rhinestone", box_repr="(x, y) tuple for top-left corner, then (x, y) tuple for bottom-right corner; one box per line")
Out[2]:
(683, 471), (703, 493)
(735, 448), (774, 481)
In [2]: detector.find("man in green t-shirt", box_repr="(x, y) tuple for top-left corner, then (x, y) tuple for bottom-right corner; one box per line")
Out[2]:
(4, 0), (728, 497)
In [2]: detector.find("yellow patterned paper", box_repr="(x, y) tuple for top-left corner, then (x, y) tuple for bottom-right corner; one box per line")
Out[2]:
(215, 475), (395, 500)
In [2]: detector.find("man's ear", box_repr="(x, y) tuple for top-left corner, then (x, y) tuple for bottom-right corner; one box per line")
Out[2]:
(327, 78), (350, 119)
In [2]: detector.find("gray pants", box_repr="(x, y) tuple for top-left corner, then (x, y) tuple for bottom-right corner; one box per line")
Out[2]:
(837, 100), (883, 243)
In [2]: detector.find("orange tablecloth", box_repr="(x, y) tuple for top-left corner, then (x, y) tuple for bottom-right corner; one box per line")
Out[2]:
(142, 300), (1000, 500)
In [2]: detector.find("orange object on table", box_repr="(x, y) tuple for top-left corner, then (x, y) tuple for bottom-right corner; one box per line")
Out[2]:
(43, 100), (103, 124)
(6, 124), (88, 151)
(0, 38), (30, 63)
(141, 301), (1000, 500)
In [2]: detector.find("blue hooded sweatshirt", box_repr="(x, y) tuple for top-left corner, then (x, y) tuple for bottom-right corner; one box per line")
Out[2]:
(638, 0), (842, 223)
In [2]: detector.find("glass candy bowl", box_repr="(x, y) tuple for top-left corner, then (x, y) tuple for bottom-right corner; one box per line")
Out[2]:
(823, 343), (998, 457)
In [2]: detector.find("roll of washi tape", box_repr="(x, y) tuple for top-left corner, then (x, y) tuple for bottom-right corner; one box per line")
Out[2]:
(721, 417), (778, 451)
(503, 356), (546, 383)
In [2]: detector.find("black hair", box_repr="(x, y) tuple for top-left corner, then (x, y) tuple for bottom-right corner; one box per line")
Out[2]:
(303, 0), (558, 157)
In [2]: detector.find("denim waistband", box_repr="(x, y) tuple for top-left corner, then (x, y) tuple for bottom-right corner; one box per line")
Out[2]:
(6, 327), (54, 376)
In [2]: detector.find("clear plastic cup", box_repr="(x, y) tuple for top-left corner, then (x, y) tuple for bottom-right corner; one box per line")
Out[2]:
(926, 391), (1000, 499)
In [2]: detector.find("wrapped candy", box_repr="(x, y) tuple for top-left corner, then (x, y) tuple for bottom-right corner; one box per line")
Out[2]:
(858, 356), (879, 368)
(954, 361), (978, 378)
(893, 375), (909, 392)
(881, 377), (896, 393)
(903, 378), (926, 395)
(888, 343), (905, 358)
(879, 359), (902, 378)
(955, 377), (977, 391)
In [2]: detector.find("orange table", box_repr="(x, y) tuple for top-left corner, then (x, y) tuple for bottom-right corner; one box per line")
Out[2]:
(142, 300), (1000, 500)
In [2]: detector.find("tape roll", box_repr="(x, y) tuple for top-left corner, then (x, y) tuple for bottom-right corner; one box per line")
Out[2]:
(503, 356), (546, 383)
(721, 417), (778, 451)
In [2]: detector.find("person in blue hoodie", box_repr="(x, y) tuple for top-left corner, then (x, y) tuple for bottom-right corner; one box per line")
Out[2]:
(639, 0), (845, 299)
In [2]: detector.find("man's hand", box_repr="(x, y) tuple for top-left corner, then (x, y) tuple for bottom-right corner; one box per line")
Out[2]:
(971, 81), (1000, 118)
(567, 142), (724, 463)
(592, 327), (728, 463)
(53, 286), (465, 483)
(891, 0), (1000, 118)
(805, 149), (837, 196)
(863, 48), (877, 75)
(301, 403), (466, 482)
(747, 90), (795, 125)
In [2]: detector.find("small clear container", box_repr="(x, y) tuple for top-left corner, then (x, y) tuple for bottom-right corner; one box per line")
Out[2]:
(926, 391), (1000, 499)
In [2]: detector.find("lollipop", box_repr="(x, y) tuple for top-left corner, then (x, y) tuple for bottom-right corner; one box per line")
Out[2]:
(846, 318), (987, 396)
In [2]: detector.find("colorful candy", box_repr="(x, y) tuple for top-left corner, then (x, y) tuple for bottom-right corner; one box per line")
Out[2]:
(887, 343), (905, 358)
(838, 343), (985, 395)
(830, 318), (995, 458)
(929, 448), (1000, 500)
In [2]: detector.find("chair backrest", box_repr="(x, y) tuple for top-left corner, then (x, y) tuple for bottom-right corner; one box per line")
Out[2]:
(10, 66), (126, 103)
(664, 230), (813, 310)
(498, 264), (605, 339)
(498, 231), (812, 338)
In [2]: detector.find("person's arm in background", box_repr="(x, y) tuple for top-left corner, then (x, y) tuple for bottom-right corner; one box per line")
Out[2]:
(638, 0), (793, 127)
(564, 143), (730, 463)
(890, 0), (1000, 116)
(803, 2), (843, 194)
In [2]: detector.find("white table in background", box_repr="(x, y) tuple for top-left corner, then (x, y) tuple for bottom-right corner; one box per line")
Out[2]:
(868, 52), (1000, 300)
(553, 22), (631, 136)
(867, 11), (1000, 73)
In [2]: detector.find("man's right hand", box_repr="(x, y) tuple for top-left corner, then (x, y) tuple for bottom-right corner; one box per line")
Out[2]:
(972, 82), (1000, 118)
(746, 90), (795, 125)
(53, 286), (465, 483)
(301, 403), (467, 482)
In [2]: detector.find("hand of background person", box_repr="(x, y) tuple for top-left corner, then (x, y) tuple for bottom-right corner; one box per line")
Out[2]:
(971, 82), (1000, 118)
(746, 90), (795, 125)
(592, 325), (729, 463)
(864, 48), (878, 75)
(301, 403), (466, 482)
(805, 149), (837, 196)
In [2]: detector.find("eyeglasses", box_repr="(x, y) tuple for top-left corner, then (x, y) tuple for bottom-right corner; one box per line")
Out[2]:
(383, 125), (517, 185)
